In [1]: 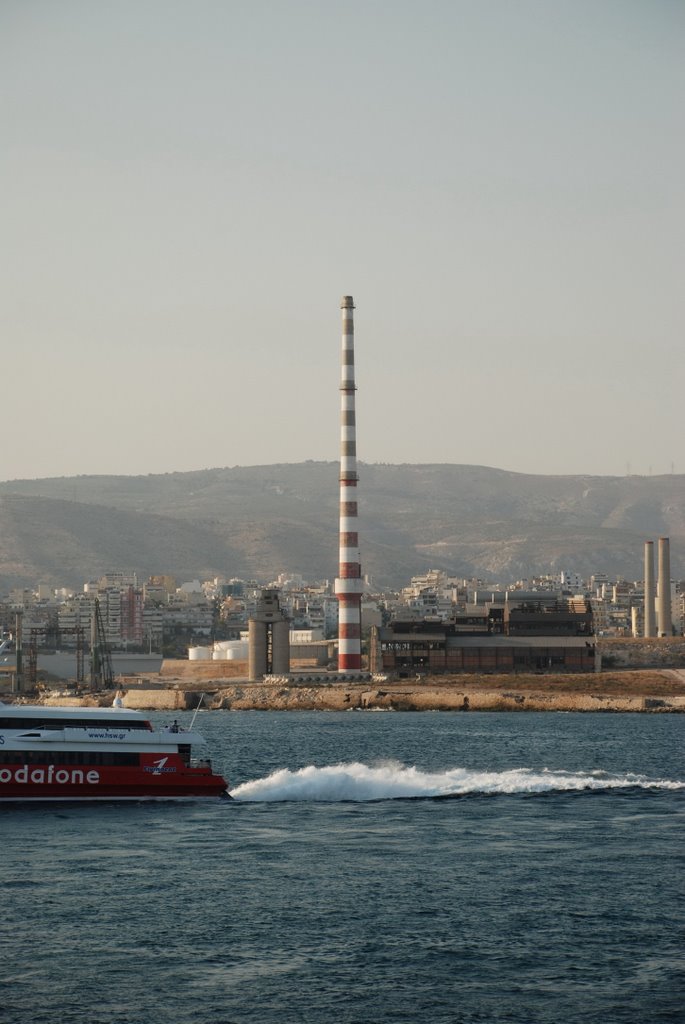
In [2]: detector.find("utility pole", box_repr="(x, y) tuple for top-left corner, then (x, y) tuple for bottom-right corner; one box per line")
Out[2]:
(15, 610), (23, 693)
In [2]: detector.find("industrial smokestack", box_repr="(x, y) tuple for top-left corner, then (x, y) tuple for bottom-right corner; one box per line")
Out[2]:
(643, 540), (656, 637)
(335, 296), (363, 672)
(657, 537), (672, 637)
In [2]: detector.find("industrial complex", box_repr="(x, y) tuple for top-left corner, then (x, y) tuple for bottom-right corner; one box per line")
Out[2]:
(0, 299), (683, 692)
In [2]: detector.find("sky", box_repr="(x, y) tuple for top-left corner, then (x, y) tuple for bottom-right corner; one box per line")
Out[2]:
(2, 0), (683, 481)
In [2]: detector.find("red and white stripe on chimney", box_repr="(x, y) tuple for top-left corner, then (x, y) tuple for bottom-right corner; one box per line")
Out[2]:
(335, 296), (363, 671)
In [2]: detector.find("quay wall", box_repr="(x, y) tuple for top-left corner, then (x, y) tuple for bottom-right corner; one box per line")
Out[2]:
(39, 683), (684, 713)
(208, 684), (685, 714)
(31, 660), (685, 713)
(42, 690), (197, 711)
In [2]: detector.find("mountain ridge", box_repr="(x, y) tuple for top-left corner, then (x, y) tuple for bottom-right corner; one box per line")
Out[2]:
(0, 463), (683, 590)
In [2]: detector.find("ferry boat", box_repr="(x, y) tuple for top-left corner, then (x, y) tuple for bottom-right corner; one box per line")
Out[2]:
(0, 702), (229, 801)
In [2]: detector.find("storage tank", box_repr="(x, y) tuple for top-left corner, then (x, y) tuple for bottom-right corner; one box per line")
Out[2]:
(225, 641), (249, 661)
(189, 646), (211, 661)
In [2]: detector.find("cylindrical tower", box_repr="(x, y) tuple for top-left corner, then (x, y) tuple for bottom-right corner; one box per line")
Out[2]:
(248, 620), (268, 680)
(631, 605), (640, 638)
(335, 296), (363, 672)
(248, 590), (290, 680)
(643, 540), (656, 638)
(272, 619), (291, 675)
(657, 536), (672, 637)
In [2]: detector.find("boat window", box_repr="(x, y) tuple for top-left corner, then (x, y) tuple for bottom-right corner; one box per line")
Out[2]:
(0, 717), (152, 731)
(0, 750), (140, 767)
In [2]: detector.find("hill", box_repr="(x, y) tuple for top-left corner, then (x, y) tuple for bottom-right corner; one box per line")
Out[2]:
(0, 463), (683, 590)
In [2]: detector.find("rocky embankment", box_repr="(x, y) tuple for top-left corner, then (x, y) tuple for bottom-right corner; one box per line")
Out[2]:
(208, 676), (685, 713)
(208, 682), (685, 713)
(37, 671), (685, 713)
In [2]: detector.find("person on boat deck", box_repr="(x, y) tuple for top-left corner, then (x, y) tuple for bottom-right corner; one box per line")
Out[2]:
(170, 720), (179, 733)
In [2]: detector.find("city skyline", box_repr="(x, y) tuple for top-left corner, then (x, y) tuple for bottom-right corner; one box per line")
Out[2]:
(3, 1), (683, 481)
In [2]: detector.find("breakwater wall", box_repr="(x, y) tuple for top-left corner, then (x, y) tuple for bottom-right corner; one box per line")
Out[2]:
(209, 684), (685, 713)
(42, 690), (197, 711)
(42, 683), (685, 713)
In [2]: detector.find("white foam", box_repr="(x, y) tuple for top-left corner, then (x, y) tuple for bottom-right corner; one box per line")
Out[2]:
(229, 762), (685, 802)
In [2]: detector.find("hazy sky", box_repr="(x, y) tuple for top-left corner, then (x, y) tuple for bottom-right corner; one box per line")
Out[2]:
(3, 1), (683, 481)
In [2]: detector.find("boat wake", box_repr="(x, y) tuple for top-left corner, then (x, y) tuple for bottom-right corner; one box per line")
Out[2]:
(229, 762), (685, 803)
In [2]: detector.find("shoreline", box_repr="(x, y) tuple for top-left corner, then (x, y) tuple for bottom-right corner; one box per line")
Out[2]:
(202, 680), (685, 713)
(27, 672), (685, 713)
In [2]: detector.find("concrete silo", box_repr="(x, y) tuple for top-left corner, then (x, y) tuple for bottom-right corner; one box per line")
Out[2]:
(248, 590), (290, 680)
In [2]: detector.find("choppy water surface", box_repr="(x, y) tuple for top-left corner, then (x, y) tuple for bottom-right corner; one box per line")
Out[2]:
(2, 711), (683, 1024)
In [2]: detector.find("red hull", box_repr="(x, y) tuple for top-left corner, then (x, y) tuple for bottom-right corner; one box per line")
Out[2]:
(0, 760), (228, 801)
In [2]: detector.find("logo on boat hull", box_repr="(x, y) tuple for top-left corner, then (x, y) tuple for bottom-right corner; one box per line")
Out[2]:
(143, 756), (177, 775)
(0, 765), (100, 785)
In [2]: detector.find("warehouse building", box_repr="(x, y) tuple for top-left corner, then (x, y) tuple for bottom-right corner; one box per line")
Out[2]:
(371, 598), (595, 675)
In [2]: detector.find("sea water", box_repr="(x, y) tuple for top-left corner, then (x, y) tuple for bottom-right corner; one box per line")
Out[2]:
(1, 711), (683, 1024)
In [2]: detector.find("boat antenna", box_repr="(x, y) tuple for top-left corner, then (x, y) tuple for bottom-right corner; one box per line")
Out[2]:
(189, 693), (205, 731)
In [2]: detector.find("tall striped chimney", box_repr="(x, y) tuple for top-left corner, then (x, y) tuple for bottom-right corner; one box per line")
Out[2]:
(657, 536), (672, 637)
(335, 296), (363, 672)
(643, 540), (656, 637)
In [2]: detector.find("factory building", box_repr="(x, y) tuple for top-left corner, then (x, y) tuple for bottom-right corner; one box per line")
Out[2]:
(372, 621), (595, 676)
(372, 597), (595, 675)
